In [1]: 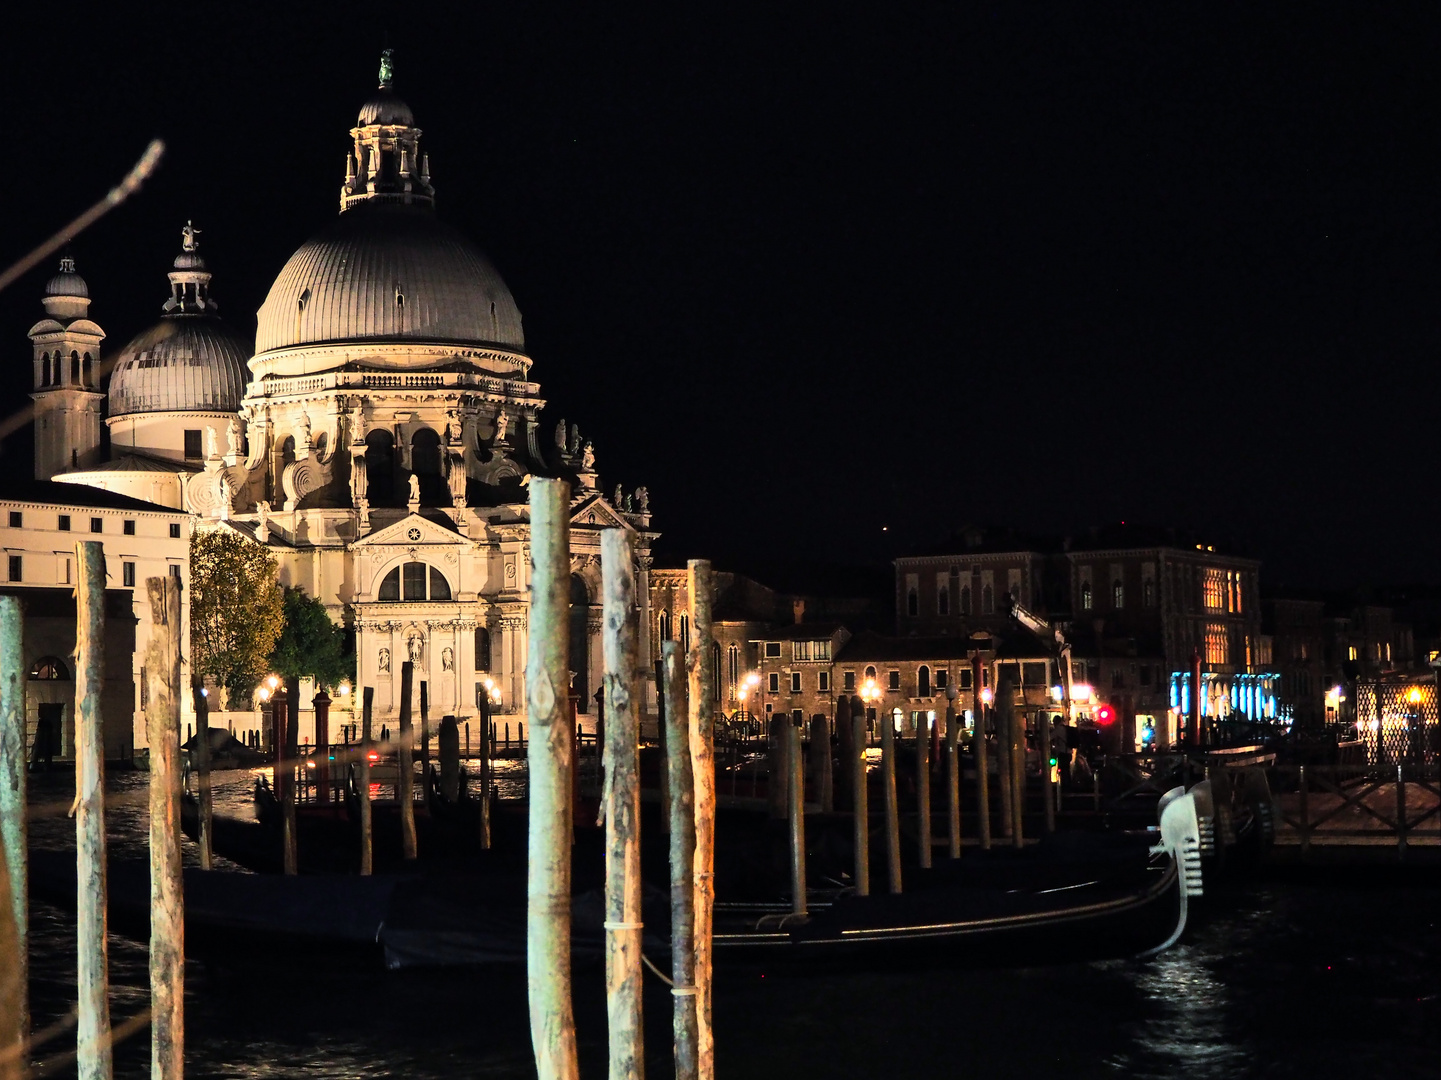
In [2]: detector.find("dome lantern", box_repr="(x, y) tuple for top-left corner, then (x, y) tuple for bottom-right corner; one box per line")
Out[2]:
(343, 50), (433, 212)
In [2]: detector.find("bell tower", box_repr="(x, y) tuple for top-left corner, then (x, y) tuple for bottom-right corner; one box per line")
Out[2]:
(29, 256), (105, 479)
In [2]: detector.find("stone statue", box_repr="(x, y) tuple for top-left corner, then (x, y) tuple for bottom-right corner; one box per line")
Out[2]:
(623, 493), (633, 512)
(350, 403), (367, 442)
(378, 47), (394, 89)
(442, 647), (454, 672)
(298, 411), (311, 446)
(215, 470), (231, 516)
(227, 416), (243, 456)
(569, 424), (582, 456)
(635, 486), (649, 513)
(378, 647), (391, 674)
(407, 634), (423, 663)
(581, 440), (595, 470)
(614, 484), (623, 506)
(408, 472), (420, 504)
(204, 425), (219, 460)
(182, 220), (201, 252)
(554, 419), (567, 451)
(494, 409), (509, 442)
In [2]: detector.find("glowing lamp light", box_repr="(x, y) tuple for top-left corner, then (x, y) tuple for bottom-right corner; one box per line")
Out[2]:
(1407, 687), (1424, 705)
(980, 688), (994, 705)
(367, 751), (380, 761)
(745, 672), (761, 689)
(305, 759), (317, 769)
(338, 682), (351, 697)
(1050, 685), (1064, 702)
(266, 675), (280, 690)
(1095, 704), (1116, 725)
(860, 678), (881, 704)
(1072, 684), (1093, 703)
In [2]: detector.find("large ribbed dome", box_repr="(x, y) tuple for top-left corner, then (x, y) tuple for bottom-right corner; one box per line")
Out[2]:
(255, 203), (525, 355)
(108, 318), (250, 417)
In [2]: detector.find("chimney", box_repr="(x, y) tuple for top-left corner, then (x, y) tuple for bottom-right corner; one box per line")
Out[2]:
(792, 598), (805, 625)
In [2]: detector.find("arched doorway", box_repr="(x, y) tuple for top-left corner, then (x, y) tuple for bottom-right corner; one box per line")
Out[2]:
(411, 428), (444, 505)
(570, 575), (591, 713)
(29, 656), (70, 767)
(365, 430), (396, 505)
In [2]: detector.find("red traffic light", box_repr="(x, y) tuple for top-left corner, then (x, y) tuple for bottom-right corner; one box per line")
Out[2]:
(1095, 704), (1115, 725)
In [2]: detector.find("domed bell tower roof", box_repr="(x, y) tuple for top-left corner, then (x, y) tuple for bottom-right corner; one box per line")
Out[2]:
(341, 50), (433, 212)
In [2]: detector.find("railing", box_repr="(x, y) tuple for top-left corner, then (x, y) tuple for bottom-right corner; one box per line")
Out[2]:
(1273, 763), (1441, 857)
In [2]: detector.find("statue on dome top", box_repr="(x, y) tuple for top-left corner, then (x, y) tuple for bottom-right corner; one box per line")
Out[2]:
(182, 220), (201, 252)
(378, 49), (394, 89)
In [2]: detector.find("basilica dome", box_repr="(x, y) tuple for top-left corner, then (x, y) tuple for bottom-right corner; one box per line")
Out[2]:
(253, 202), (526, 356)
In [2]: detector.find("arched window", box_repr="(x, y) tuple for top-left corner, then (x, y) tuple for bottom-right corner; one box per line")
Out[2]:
(70, 351), (80, 383)
(29, 656), (70, 680)
(410, 427), (444, 503)
(365, 430), (396, 505)
(40, 353), (50, 387)
(1112, 580), (1124, 609)
(727, 643), (740, 695)
(679, 614), (690, 654)
(864, 665), (877, 681)
(918, 665), (931, 697)
(376, 561), (451, 601)
(1080, 582), (1093, 611)
(82, 353), (93, 388)
(474, 627), (491, 670)
(658, 610), (671, 643)
(711, 641), (722, 702)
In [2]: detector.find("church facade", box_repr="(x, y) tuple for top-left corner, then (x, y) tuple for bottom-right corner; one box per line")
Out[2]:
(31, 54), (657, 745)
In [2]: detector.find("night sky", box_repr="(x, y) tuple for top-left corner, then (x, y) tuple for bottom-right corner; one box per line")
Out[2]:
(3, 4), (1438, 591)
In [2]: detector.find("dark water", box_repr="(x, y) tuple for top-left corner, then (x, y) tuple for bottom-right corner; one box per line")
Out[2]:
(21, 769), (1441, 1079)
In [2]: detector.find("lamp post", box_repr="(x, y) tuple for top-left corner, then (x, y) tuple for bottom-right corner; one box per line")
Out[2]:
(862, 678), (901, 893)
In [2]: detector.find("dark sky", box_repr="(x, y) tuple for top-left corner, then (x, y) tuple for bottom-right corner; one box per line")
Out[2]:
(3, 4), (1438, 591)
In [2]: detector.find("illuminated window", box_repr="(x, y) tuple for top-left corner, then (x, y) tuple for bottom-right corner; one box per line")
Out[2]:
(1203, 569), (1226, 611)
(1205, 623), (1229, 666)
(29, 657), (69, 680)
(377, 561), (452, 601)
(727, 644), (740, 692)
(1112, 580), (1124, 609)
(1348, 645), (1358, 661)
(1080, 582), (1093, 610)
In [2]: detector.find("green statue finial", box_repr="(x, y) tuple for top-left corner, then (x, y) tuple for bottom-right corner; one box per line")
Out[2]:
(378, 48), (394, 89)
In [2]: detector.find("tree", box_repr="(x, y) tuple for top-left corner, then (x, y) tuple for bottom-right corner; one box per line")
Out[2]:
(269, 586), (352, 690)
(190, 528), (285, 706)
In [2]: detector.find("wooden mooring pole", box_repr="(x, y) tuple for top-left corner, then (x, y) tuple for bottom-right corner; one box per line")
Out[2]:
(850, 698), (869, 896)
(811, 714), (833, 814)
(145, 577), (184, 1080)
(360, 688), (373, 875)
(600, 529), (644, 1080)
(191, 676), (213, 870)
(787, 715), (806, 917)
(945, 693), (961, 859)
(686, 559), (716, 1080)
(397, 663), (417, 862)
(525, 478), (580, 1080)
(0, 596), (27, 1079)
(972, 655), (991, 850)
(478, 693), (492, 850)
(284, 677), (301, 872)
(915, 712), (932, 870)
(662, 642), (697, 1080)
(75, 541), (111, 1080)
(419, 681), (430, 786)
(880, 705), (902, 894)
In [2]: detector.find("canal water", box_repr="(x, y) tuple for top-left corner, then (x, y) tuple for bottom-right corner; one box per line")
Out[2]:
(21, 768), (1441, 1079)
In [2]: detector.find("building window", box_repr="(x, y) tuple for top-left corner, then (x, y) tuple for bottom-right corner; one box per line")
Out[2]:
(90, 517), (102, 534)
(727, 644), (740, 693)
(918, 665), (931, 697)
(960, 586), (971, 615)
(764, 642), (781, 658)
(959, 667), (973, 690)
(61, 557), (70, 585)
(474, 627), (491, 670)
(1080, 582), (1093, 610)
(839, 671), (853, 691)
(1348, 645), (1358, 661)
(982, 585), (994, 614)
(1205, 623), (1229, 666)
(184, 429), (203, 459)
(679, 614), (690, 654)
(29, 657), (69, 680)
(1112, 580), (1124, 609)
(658, 611), (672, 643)
(1112, 668), (1125, 690)
(768, 672), (780, 693)
(123, 519), (135, 536)
(1203, 568), (1226, 611)
(790, 672), (802, 693)
(6, 556), (19, 582)
(935, 668), (948, 689)
(122, 561), (136, 587)
(794, 640), (812, 662)
(818, 671), (831, 692)
(169, 565), (181, 580)
(887, 670), (901, 691)
(58, 515), (70, 532)
(938, 588), (949, 616)
(169, 523), (181, 539)
(6, 512), (19, 528)
(906, 588), (918, 617)
(865, 665), (877, 681)
(377, 561), (452, 601)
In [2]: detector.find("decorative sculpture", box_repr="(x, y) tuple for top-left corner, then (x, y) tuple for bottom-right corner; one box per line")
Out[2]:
(442, 647), (455, 672)
(614, 484), (623, 506)
(227, 417), (243, 456)
(204, 425), (219, 460)
(378, 647), (391, 674)
(555, 419), (567, 451)
(408, 472), (420, 504)
(182, 220), (202, 252)
(407, 633), (423, 663)
(635, 486), (649, 513)
(494, 410), (509, 442)
(581, 440), (595, 470)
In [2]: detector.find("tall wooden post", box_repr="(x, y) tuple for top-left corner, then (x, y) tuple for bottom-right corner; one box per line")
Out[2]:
(601, 529), (644, 1080)
(766, 713), (788, 821)
(835, 695), (853, 811)
(284, 676), (302, 872)
(915, 710), (932, 869)
(945, 694), (961, 859)
(1189, 648), (1202, 747)
(1040, 698), (1055, 833)
(787, 716), (807, 916)
(880, 705), (902, 894)
(972, 656), (991, 850)
(359, 688), (374, 875)
(145, 578), (184, 1080)
(850, 702), (869, 896)
(662, 643), (697, 1080)
(654, 658), (670, 835)
(477, 693), (492, 850)
(0, 596), (27, 1078)
(810, 714), (833, 813)
(995, 681), (1013, 839)
(397, 663), (417, 862)
(190, 677), (213, 869)
(524, 478), (580, 1080)
(75, 541), (111, 1080)
(438, 717), (460, 803)
(419, 681), (430, 785)
(686, 559), (716, 1080)
(313, 690), (332, 805)
(997, 668), (1023, 849)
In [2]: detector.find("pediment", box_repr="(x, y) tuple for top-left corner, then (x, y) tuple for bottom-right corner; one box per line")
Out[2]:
(570, 494), (632, 532)
(352, 513), (467, 550)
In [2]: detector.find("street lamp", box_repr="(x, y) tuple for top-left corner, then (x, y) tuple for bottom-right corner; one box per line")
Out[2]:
(860, 677), (881, 743)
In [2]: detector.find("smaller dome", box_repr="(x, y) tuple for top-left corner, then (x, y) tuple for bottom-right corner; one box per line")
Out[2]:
(172, 251), (206, 271)
(108, 318), (250, 418)
(357, 87), (414, 127)
(45, 256), (88, 299)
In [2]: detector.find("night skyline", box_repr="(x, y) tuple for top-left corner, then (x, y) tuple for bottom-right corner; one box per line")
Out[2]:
(4, 4), (1440, 591)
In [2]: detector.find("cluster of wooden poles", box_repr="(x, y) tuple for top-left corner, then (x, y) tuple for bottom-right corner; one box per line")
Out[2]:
(525, 478), (718, 1080)
(0, 543), (188, 1080)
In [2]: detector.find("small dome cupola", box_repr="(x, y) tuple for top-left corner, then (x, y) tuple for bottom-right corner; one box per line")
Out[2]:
(163, 221), (218, 314)
(341, 50), (435, 213)
(41, 255), (92, 320)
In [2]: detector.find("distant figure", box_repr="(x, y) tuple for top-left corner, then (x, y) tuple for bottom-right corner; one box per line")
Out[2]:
(381, 725), (390, 742)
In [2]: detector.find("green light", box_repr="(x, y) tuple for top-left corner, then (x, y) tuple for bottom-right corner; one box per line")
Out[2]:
(1049, 757), (1058, 767)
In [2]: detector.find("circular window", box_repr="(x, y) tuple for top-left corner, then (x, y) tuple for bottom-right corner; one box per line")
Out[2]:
(407, 527), (422, 541)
